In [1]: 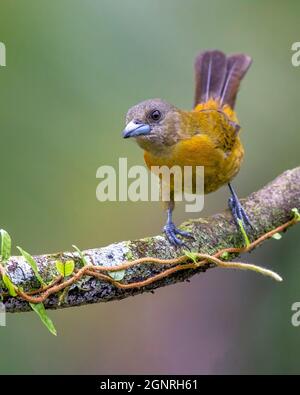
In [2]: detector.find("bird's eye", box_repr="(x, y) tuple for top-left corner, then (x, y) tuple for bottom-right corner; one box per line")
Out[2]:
(149, 109), (162, 122)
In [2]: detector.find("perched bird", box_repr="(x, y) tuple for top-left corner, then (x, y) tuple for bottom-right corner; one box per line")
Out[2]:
(122, 50), (252, 246)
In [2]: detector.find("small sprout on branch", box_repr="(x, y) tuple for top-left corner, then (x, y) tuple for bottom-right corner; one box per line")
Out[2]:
(72, 245), (88, 266)
(237, 219), (250, 247)
(2, 273), (17, 296)
(292, 208), (300, 221)
(55, 260), (75, 277)
(0, 229), (17, 296)
(17, 246), (46, 286)
(183, 250), (199, 264)
(220, 251), (230, 259)
(0, 229), (11, 263)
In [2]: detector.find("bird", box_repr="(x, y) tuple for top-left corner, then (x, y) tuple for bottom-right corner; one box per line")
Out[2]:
(122, 50), (252, 247)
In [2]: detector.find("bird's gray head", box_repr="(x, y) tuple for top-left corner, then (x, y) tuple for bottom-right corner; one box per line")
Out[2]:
(122, 98), (181, 154)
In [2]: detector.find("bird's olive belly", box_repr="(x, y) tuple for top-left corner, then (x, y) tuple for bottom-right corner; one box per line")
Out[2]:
(144, 140), (244, 195)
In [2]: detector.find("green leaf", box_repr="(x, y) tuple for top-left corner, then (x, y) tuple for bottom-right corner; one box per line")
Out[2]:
(292, 208), (300, 221)
(2, 273), (17, 296)
(183, 250), (198, 264)
(64, 260), (75, 276)
(55, 260), (75, 277)
(29, 302), (57, 336)
(0, 229), (11, 263)
(55, 260), (64, 276)
(108, 270), (125, 281)
(72, 245), (88, 266)
(221, 251), (230, 260)
(17, 246), (45, 286)
(237, 219), (250, 247)
(272, 232), (282, 240)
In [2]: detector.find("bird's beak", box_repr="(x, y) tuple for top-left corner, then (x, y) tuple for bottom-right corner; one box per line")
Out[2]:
(122, 120), (151, 138)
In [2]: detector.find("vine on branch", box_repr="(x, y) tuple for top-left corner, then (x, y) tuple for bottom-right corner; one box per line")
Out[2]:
(0, 208), (299, 335)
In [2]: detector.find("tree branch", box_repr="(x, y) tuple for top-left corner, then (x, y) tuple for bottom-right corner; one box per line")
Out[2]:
(2, 167), (300, 313)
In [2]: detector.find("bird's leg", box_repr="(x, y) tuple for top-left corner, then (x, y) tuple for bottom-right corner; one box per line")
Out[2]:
(228, 182), (253, 230)
(163, 199), (194, 247)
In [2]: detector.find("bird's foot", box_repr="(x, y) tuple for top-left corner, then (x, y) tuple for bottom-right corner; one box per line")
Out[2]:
(228, 195), (253, 245)
(163, 222), (194, 248)
(228, 196), (252, 228)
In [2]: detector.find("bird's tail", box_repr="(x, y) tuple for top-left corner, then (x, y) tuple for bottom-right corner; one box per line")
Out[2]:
(194, 50), (252, 109)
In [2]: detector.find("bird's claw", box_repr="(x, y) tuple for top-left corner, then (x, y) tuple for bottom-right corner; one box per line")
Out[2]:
(163, 222), (195, 248)
(228, 196), (253, 230)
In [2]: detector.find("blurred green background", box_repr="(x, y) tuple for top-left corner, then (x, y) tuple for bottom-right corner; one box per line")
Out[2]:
(0, 0), (299, 374)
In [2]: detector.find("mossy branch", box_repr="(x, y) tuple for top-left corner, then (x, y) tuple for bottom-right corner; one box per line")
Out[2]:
(2, 167), (300, 313)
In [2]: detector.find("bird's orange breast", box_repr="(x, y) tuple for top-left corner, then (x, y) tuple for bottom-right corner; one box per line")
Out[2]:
(144, 99), (244, 194)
